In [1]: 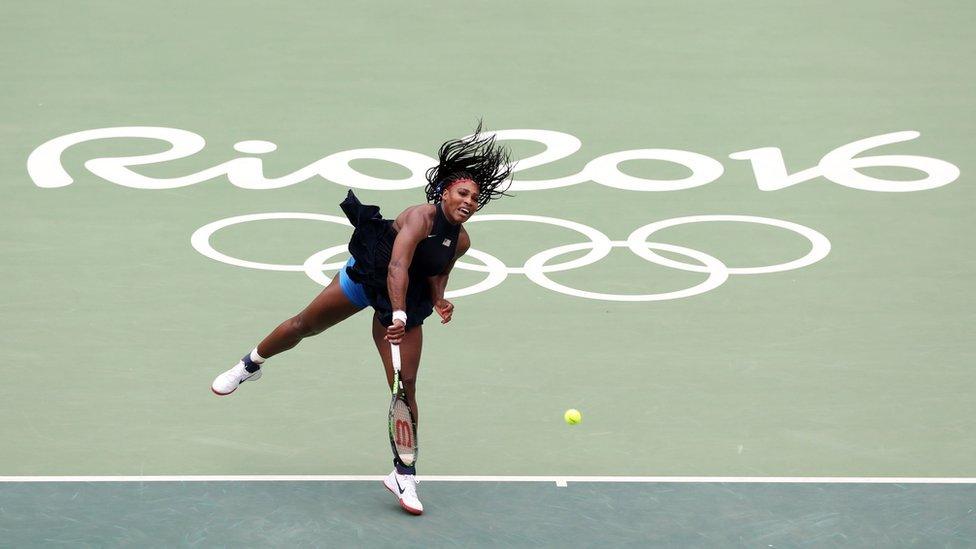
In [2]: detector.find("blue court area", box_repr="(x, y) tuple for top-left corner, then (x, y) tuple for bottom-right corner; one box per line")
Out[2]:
(2, 480), (974, 546)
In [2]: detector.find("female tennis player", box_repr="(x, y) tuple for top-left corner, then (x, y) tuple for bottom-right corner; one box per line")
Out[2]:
(211, 123), (512, 515)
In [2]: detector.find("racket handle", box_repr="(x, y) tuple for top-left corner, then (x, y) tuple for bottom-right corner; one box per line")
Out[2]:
(390, 342), (401, 373)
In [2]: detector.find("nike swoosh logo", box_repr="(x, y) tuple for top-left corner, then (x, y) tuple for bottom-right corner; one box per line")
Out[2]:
(394, 476), (405, 494)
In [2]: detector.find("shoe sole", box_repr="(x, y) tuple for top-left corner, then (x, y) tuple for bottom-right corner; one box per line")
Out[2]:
(383, 480), (423, 515)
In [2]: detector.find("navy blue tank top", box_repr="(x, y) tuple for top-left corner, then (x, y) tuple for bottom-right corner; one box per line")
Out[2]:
(340, 191), (460, 327)
(408, 203), (460, 277)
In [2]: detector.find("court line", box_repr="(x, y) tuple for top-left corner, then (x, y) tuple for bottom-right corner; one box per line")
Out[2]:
(1, 475), (975, 485)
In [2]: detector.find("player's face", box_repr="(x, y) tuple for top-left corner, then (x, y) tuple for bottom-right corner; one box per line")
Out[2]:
(441, 179), (480, 224)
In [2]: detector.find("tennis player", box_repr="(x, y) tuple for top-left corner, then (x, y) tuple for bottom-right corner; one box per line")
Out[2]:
(211, 123), (513, 515)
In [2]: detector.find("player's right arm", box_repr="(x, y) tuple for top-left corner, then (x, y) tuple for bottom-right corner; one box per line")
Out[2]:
(386, 206), (431, 343)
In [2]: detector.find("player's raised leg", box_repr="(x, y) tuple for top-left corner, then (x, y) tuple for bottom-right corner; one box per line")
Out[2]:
(211, 274), (364, 395)
(373, 313), (424, 515)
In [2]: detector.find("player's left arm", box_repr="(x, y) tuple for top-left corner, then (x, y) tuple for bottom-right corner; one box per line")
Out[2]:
(428, 228), (470, 324)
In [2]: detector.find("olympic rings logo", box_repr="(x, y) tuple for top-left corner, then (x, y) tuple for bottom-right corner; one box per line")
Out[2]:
(190, 214), (831, 302)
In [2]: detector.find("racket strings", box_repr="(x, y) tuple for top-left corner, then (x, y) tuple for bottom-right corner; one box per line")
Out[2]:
(391, 398), (417, 460)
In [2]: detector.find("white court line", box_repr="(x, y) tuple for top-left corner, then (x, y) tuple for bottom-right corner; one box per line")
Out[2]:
(1, 475), (975, 486)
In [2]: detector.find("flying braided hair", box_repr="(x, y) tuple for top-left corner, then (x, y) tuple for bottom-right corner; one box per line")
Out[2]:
(425, 120), (514, 211)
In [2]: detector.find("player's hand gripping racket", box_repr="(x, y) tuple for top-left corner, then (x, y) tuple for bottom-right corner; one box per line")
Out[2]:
(388, 343), (417, 467)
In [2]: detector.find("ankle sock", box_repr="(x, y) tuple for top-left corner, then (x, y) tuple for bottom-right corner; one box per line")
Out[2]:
(394, 458), (416, 476)
(242, 348), (265, 373)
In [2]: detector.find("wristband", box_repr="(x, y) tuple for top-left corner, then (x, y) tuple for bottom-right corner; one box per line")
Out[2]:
(392, 310), (407, 324)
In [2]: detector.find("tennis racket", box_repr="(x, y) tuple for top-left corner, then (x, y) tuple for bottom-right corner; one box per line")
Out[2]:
(388, 343), (417, 467)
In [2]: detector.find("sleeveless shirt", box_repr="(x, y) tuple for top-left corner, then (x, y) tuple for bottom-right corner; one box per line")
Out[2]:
(340, 190), (460, 327)
(408, 201), (461, 278)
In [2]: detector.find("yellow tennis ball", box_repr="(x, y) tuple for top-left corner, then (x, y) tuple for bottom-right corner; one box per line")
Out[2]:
(564, 409), (582, 425)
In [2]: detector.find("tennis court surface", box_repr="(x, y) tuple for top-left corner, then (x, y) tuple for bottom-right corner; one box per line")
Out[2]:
(2, 1), (974, 545)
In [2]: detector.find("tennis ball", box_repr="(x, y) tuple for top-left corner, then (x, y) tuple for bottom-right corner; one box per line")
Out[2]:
(564, 409), (582, 425)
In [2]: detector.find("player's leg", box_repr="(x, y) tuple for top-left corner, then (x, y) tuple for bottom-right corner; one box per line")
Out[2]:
(212, 269), (365, 396)
(256, 276), (364, 358)
(371, 313), (423, 422)
(373, 312), (424, 515)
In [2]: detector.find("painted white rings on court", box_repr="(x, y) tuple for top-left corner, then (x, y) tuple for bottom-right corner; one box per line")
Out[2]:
(626, 215), (832, 275)
(523, 241), (730, 302)
(302, 245), (354, 286)
(301, 245), (508, 298)
(459, 214), (614, 274)
(190, 212), (831, 302)
(190, 213), (351, 272)
(190, 212), (507, 298)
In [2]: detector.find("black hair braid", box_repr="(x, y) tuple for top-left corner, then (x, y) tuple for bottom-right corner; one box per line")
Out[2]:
(424, 120), (514, 211)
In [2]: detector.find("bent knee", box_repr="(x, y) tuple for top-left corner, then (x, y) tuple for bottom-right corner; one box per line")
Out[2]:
(401, 375), (418, 388)
(290, 314), (324, 338)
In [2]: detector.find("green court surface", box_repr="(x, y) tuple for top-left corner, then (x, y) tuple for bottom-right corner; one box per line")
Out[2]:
(1, 0), (974, 545)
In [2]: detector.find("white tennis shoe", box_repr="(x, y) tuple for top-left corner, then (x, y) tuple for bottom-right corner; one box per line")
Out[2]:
(211, 361), (262, 396)
(384, 470), (423, 515)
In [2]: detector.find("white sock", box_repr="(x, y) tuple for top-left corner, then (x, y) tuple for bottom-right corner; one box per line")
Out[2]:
(249, 348), (266, 364)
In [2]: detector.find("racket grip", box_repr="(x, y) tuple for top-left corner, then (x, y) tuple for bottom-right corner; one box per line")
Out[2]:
(390, 342), (401, 373)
